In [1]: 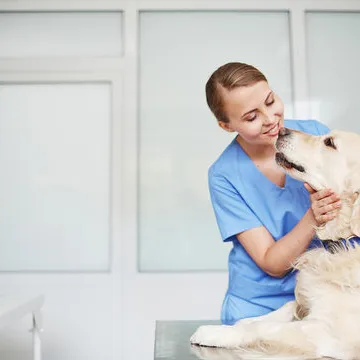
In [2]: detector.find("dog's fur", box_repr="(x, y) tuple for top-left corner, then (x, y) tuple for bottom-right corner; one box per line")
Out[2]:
(190, 128), (360, 359)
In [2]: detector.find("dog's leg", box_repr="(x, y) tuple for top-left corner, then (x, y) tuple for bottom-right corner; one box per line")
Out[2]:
(238, 320), (320, 355)
(234, 300), (295, 326)
(190, 301), (296, 349)
(239, 320), (350, 359)
(191, 319), (334, 358)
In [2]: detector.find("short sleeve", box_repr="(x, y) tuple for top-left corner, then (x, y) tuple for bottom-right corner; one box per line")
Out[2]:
(209, 171), (262, 242)
(314, 120), (331, 135)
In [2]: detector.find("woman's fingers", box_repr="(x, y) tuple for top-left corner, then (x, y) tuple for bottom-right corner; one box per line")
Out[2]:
(316, 212), (338, 224)
(314, 194), (341, 209)
(308, 187), (341, 225)
(314, 202), (341, 215)
(310, 188), (333, 201)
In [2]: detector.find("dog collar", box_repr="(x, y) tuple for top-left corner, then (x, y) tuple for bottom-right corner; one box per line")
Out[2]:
(322, 236), (360, 254)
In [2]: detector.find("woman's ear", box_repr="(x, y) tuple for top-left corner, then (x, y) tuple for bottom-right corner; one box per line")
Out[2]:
(350, 192), (360, 237)
(218, 121), (234, 133)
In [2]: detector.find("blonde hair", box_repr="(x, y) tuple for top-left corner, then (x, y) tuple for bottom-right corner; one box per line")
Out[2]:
(206, 62), (267, 123)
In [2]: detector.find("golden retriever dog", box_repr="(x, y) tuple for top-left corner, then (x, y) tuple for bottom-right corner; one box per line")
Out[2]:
(190, 128), (360, 360)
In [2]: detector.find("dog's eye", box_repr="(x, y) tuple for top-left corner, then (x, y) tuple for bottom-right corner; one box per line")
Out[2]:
(324, 137), (337, 149)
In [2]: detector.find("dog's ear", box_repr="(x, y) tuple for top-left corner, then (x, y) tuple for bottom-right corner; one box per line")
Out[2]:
(350, 192), (360, 237)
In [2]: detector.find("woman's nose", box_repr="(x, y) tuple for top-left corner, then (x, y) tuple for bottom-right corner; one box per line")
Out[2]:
(262, 112), (276, 126)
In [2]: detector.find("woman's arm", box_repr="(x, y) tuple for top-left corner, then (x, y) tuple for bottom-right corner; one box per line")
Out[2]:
(237, 188), (341, 278)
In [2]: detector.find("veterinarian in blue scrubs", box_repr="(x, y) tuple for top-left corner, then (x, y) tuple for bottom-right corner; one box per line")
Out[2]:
(206, 62), (341, 325)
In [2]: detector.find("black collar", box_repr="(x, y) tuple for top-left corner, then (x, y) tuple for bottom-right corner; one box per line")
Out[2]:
(322, 236), (360, 254)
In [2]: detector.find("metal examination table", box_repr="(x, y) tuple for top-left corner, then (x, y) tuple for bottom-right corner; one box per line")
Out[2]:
(154, 320), (322, 360)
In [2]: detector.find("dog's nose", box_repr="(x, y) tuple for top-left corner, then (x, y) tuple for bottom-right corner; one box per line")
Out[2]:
(278, 127), (291, 137)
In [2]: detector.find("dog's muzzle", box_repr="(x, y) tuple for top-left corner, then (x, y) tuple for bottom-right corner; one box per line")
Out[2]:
(275, 152), (305, 173)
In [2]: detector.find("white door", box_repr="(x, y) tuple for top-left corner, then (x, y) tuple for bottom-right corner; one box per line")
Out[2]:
(0, 72), (124, 360)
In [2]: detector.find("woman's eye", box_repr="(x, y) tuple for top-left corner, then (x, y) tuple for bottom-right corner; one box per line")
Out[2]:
(324, 137), (336, 149)
(247, 114), (257, 122)
(266, 99), (275, 106)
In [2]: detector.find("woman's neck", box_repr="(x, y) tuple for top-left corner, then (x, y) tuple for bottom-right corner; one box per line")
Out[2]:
(236, 136), (276, 162)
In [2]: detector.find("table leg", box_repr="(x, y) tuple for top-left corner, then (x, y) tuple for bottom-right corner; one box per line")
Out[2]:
(32, 311), (43, 360)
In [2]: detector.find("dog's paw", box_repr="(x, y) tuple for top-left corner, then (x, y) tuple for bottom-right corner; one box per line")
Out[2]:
(190, 325), (243, 349)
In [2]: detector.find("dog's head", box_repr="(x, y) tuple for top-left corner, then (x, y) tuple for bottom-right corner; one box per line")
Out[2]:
(275, 127), (360, 239)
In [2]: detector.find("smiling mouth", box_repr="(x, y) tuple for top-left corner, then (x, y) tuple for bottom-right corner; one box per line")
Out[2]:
(275, 152), (305, 173)
(264, 123), (279, 135)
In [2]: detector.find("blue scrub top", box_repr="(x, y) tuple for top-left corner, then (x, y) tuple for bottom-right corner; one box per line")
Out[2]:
(209, 119), (330, 325)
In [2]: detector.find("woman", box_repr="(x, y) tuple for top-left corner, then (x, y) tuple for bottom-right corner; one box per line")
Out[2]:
(206, 62), (341, 325)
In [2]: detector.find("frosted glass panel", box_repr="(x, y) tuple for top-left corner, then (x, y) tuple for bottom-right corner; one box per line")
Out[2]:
(0, 12), (123, 58)
(139, 11), (292, 271)
(306, 12), (360, 131)
(0, 83), (111, 271)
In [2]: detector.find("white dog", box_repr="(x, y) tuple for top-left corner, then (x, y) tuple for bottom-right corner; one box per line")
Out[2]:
(190, 128), (360, 359)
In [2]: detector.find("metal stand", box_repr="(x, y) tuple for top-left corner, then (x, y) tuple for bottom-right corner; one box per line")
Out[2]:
(31, 311), (43, 360)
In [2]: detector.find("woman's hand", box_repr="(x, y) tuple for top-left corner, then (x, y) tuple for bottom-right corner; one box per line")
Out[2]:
(304, 183), (341, 226)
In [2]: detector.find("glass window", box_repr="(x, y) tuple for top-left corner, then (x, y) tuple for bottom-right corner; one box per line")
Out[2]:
(0, 83), (111, 271)
(0, 12), (123, 58)
(306, 12), (360, 131)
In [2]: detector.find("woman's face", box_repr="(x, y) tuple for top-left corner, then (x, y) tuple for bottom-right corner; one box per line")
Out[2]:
(219, 81), (284, 147)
